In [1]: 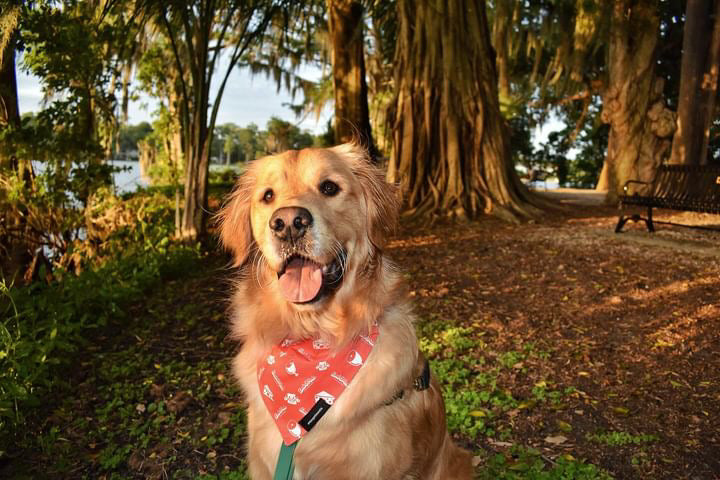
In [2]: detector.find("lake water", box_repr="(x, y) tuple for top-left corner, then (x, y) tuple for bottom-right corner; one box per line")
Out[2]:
(31, 159), (148, 194)
(33, 160), (244, 194)
(110, 159), (148, 193)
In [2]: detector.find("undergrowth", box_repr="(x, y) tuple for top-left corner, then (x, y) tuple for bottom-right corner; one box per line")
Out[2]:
(417, 316), (613, 479)
(0, 191), (204, 451)
(478, 447), (613, 479)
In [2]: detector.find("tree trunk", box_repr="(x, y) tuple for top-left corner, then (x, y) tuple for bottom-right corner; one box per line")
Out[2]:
(178, 10), (212, 242)
(670, 0), (720, 165)
(180, 46), (211, 241)
(0, 39), (35, 281)
(493, 0), (513, 101)
(595, 160), (610, 191)
(0, 43), (20, 133)
(137, 139), (156, 184)
(180, 121), (211, 240)
(389, 0), (542, 221)
(598, 0), (675, 203)
(327, 0), (377, 159)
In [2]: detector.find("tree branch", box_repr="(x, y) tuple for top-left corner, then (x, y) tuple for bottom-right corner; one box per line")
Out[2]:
(179, 3), (200, 84)
(208, 3), (236, 78)
(208, 7), (263, 133)
(160, 7), (192, 146)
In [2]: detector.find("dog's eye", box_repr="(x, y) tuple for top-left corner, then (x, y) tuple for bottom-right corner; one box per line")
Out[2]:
(263, 189), (274, 203)
(319, 180), (340, 197)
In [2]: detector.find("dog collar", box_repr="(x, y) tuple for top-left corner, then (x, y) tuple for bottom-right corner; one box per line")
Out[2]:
(257, 325), (380, 446)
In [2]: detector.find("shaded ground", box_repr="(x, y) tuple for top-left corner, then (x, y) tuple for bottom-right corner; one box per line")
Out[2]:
(4, 204), (719, 479)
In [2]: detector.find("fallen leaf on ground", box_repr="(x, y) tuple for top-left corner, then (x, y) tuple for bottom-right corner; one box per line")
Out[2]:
(544, 435), (568, 445)
(167, 391), (193, 414)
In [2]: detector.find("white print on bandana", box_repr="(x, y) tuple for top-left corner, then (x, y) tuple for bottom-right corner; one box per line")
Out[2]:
(299, 407), (308, 416)
(278, 350), (287, 357)
(296, 347), (311, 358)
(274, 406), (287, 420)
(271, 370), (284, 391)
(347, 351), (363, 366)
(284, 393), (300, 405)
(298, 376), (317, 394)
(330, 372), (348, 387)
(281, 339), (300, 347)
(314, 391), (336, 405)
(266, 354), (276, 365)
(285, 362), (299, 376)
(312, 339), (330, 350)
(257, 366), (265, 379)
(360, 334), (375, 347)
(263, 385), (274, 401)
(287, 421), (302, 438)
(316, 361), (330, 371)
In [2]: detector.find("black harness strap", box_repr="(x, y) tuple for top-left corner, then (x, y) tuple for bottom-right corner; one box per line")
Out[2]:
(385, 357), (431, 406)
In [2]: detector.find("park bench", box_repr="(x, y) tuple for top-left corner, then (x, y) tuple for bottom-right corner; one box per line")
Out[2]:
(615, 164), (720, 233)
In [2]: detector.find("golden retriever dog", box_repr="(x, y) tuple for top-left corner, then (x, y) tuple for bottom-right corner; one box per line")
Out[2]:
(218, 144), (472, 480)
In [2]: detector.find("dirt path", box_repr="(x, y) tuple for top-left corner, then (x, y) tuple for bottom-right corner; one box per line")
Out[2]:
(4, 206), (719, 479)
(390, 207), (719, 479)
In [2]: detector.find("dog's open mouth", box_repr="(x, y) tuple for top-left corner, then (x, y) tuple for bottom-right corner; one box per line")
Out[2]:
(276, 252), (345, 304)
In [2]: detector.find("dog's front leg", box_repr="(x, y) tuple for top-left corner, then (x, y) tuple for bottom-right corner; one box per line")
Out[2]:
(245, 405), (283, 480)
(248, 458), (272, 480)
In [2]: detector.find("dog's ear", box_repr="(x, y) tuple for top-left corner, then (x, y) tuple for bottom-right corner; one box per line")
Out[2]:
(332, 143), (399, 249)
(216, 170), (255, 267)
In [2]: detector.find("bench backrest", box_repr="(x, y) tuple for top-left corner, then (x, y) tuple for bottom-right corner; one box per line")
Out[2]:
(651, 164), (720, 206)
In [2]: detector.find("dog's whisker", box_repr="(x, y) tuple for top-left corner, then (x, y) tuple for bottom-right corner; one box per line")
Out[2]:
(260, 256), (273, 288)
(332, 240), (348, 277)
(249, 247), (275, 290)
(251, 248), (265, 289)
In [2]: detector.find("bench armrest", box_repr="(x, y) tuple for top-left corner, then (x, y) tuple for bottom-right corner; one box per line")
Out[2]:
(622, 180), (650, 195)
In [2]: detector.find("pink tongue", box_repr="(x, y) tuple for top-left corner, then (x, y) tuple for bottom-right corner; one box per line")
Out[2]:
(278, 257), (323, 303)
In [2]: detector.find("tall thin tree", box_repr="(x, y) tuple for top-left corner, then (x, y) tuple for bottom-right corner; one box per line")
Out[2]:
(151, 0), (283, 240)
(326, 0), (376, 159)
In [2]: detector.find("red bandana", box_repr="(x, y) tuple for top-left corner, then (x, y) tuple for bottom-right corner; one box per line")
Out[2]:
(257, 325), (379, 445)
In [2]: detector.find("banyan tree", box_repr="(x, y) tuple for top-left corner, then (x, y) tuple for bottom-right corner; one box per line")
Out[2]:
(387, 0), (542, 221)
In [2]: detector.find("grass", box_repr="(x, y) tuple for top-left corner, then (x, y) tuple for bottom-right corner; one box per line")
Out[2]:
(477, 447), (612, 480)
(10, 259), (250, 479)
(586, 432), (659, 447)
(417, 315), (612, 478)
(0, 245), (203, 445)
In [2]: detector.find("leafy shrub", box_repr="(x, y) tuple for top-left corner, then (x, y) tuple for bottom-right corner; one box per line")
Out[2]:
(478, 447), (613, 479)
(209, 165), (242, 184)
(0, 190), (203, 448)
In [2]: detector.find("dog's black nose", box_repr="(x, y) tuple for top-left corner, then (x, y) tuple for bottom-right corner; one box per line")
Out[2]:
(269, 207), (313, 241)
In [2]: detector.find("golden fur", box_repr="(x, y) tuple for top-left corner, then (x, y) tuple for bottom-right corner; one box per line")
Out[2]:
(218, 144), (473, 480)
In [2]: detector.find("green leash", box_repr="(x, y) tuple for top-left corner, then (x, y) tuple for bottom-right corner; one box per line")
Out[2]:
(273, 441), (298, 480)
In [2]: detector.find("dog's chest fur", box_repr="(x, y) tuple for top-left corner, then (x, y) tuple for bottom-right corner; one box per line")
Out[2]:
(232, 303), (423, 480)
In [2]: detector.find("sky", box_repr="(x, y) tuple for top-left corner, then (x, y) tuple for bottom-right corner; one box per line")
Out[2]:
(16, 55), (332, 134)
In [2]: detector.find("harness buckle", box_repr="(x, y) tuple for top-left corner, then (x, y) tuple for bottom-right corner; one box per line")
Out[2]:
(413, 358), (431, 391)
(385, 357), (432, 406)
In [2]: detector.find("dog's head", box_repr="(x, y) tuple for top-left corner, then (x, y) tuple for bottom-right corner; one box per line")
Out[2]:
(218, 144), (399, 314)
